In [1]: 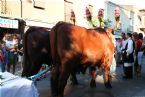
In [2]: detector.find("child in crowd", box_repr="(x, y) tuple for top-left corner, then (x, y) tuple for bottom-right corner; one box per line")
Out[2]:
(1, 41), (8, 72)
(0, 41), (4, 72)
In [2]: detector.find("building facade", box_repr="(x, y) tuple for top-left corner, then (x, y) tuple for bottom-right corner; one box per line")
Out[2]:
(105, 1), (134, 32)
(0, 0), (144, 36)
(0, 0), (65, 36)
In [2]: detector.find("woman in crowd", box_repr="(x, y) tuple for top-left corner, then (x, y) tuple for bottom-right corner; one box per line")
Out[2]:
(134, 33), (143, 77)
(132, 32), (139, 77)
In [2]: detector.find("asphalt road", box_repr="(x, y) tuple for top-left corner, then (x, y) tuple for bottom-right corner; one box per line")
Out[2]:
(35, 65), (145, 97)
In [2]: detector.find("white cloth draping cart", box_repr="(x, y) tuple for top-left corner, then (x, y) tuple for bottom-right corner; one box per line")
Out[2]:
(0, 72), (39, 97)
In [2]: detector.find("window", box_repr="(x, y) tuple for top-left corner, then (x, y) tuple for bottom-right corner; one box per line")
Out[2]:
(33, 0), (45, 9)
(0, 0), (6, 14)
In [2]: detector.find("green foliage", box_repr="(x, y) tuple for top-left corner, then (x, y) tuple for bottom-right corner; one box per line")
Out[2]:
(86, 16), (98, 28)
(86, 16), (112, 28)
(104, 18), (112, 28)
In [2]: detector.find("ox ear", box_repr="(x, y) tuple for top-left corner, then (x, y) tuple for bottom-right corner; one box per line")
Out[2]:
(105, 28), (115, 45)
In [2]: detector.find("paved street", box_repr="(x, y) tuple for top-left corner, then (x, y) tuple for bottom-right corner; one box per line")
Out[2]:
(14, 64), (145, 97)
(33, 65), (145, 97)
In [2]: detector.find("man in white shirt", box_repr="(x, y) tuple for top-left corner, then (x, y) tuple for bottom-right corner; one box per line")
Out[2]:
(5, 34), (17, 74)
(122, 33), (135, 79)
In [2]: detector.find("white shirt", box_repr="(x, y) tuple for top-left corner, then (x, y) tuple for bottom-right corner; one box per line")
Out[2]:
(5, 40), (17, 52)
(13, 39), (18, 46)
(126, 38), (134, 55)
(121, 39), (128, 50)
(5, 40), (14, 49)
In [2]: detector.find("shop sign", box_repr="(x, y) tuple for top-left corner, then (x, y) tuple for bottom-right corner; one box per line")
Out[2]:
(0, 18), (18, 29)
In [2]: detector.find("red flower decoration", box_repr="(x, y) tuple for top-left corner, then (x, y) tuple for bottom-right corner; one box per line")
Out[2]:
(114, 7), (120, 21)
(115, 7), (120, 16)
(98, 8), (104, 18)
(70, 9), (76, 25)
(85, 7), (92, 21)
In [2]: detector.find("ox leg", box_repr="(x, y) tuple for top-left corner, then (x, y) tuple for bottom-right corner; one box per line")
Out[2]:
(70, 71), (78, 85)
(51, 66), (59, 97)
(90, 66), (97, 88)
(22, 58), (31, 77)
(104, 66), (112, 89)
(57, 68), (70, 97)
(56, 60), (73, 97)
(58, 73), (70, 97)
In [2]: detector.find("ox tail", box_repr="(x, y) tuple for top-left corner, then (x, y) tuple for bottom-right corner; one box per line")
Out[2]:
(104, 28), (115, 55)
(105, 29), (115, 46)
(51, 22), (65, 66)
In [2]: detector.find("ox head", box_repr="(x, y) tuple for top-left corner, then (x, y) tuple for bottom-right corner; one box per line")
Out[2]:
(22, 27), (52, 77)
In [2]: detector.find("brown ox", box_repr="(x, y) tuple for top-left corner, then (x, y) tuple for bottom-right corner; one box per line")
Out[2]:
(21, 27), (52, 77)
(50, 22), (115, 97)
(21, 27), (78, 85)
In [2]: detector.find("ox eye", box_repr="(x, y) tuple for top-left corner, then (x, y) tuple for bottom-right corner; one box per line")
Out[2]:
(32, 41), (37, 48)
(41, 48), (48, 53)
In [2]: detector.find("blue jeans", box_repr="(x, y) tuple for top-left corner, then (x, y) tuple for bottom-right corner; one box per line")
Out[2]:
(1, 62), (6, 72)
(0, 62), (2, 72)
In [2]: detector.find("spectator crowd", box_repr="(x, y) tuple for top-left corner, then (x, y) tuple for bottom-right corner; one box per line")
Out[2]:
(114, 32), (145, 79)
(0, 33), (23, 74)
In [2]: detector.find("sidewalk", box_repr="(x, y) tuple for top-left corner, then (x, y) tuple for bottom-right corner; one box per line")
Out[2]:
(113, 64), (145, 97)
(135, 89), (145, 96)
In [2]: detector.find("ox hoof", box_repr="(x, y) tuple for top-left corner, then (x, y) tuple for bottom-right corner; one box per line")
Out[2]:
(90, 80), (96, 88)
(51, 93), (59, 97)
(105, 83), (112, 89)
(51, 95), (57, 97)
(72, 81), (78, 85)
(70, 79), (78, 85)
(51, 95), (61, 97)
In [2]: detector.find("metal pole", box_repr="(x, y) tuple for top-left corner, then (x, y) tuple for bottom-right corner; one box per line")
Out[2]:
(4, 0), (6, 14)
(20, 0), (23, 18)
(64, 0), (66, 22)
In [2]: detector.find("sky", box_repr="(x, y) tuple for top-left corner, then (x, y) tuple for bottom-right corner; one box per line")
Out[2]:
(82, 0), (145, 12)
(108, 0), (145, 8)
